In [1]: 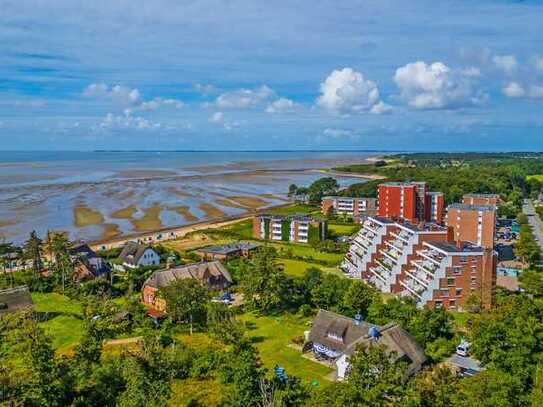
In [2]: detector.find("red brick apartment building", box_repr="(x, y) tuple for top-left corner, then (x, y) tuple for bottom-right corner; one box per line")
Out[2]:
(321, 196), (377, 218)
(342, 216), (496, 311)
(446, 203), (496, 249)
(462, 193), (501, 207)
(377, 182), (444, 224)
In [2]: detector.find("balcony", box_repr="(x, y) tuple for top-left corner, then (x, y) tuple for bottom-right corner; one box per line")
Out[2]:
(353, 237), (369, 251)
(362, 220), (381, 235)
(404, 269), (431, 288)
(380, 249), (399, 263)
(375, 258), (394, 273)
(398, 279), (424, 299)
(417, 249), (444, 265)
(369, 266), (388, 283)
(384, 240), (404, 253)
(412, 259), (439, 276)
(390, 231), (412, 244)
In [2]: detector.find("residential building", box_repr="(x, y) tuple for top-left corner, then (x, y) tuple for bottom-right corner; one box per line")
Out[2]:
(377, 182), (444, 224)
(305, 309), (426, 380)
(446, 203), (496, 248)
(194, 242), (260, 261)
(119, 241), (161, 268)
(321, 196), (377, 218)
(252, 214), (327, 244)
(397, 241), (496, 310)
(342, 216), (497, 310)
(142, 261), (232, 311)
(342, 216), (451, 288)
(462, 193), (501, 207)
(69, 243), (111, 281)
(0, 286), (33, 318)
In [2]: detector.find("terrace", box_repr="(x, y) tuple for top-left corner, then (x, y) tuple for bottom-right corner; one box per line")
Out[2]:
(398, 278), (425, 299)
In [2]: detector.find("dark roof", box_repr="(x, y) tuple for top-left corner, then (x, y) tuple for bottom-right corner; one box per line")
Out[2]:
(447, 203), (496, 212)
(0, 286), (33, 317)
(119, 241), (155, 266)
(197, 242), (260, 255)
(399, 222), (447, 233)
(258, 213), (325, 223)
(143, 261), (232, 290)
(369, 216), (395, 224)
(308, 310), (426, 376)
(425, 240), (484, 254)
(308, 309), (376, 353)
(344, 322), (427, 377)
(69, 243), (97, 258)
(463, 193), (500, 199)
(446, 354), (484, 371)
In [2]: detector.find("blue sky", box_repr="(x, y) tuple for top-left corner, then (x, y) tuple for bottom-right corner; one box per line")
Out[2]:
(1, 0), (542, 151)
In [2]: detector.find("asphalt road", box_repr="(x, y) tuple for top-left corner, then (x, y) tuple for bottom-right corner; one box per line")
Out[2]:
(522, 199), (543, 253)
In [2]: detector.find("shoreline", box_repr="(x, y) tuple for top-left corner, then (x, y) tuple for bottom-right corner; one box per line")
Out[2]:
(87, 203), (293, 251)
(312, 169), (387, 180)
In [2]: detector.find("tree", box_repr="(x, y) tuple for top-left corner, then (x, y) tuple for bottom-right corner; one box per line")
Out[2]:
(519, 270), (543, 297)
(239, 247), (287, 313)
(160, 278), (209, 334)
(207, 302), (244, 344)
(288, 184), (298, 196)
(340, 280), (377, 317)
(307, 177), (339, 203)
(24, 230), (43, 276)
(405, 365), (459, 407)
(46, 231), (72, 293)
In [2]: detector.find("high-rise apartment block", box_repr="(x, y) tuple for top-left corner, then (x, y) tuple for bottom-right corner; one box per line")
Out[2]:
(377, 182), (444, 224)
(253, 214), (327, 244)
(445, 203), (496, 248)
(321, 196), (377, 218)
(462, 193), (501, 207)
(342, 216), (496, 310)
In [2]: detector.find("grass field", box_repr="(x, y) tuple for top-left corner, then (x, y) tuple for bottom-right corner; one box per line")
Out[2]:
(169, 378), (222, 406)
(32, 292), (84, 354)
(265, 204), (319, 216)
(278, 258), (342, 278)
(527, 174), (543, 181)
(268, 241), (344, 265)
(239, 312), (333, 384)
(328, 223), (360, 236)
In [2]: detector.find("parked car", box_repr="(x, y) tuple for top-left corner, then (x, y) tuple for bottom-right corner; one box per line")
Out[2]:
(456, 339), (470, 357)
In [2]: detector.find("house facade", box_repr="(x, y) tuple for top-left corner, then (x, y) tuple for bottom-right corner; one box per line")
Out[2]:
(446, 203), (496, 249)
(119, 241), (160, 268)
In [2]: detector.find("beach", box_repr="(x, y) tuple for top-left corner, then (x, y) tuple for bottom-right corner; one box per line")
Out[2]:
(0, 151), (383, 244)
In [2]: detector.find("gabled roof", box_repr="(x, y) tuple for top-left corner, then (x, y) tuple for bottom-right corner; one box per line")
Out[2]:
(308, 310), (426, 376)
(307, 309), (375, 353)
(0, 286), (33, 317)
(197, 242), (260, 255)
(143, 261), (232, 290)
(69, 243), (97, 259)
(119, 241), (155, 266)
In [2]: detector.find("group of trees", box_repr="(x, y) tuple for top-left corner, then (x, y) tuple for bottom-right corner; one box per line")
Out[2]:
(288, 177), (339, 203)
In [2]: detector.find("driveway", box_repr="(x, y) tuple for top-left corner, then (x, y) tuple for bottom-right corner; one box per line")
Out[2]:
(522, 199), (543, 253)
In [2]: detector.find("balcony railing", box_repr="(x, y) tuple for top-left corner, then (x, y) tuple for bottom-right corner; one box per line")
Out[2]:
(380, 249), (399, 263)
(404, 269), (431, 288)
(375, 258), (393, 272)
(369, 266), (388, 283)
(412, 259), (438, 276)
(417, 249), (444, 265)
(398, 279), (423, 299)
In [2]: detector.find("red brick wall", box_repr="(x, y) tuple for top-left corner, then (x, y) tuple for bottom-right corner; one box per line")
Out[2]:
(252, 217), (262, 239)
(446, 208), (495, 248)
(321, 198), (334, 216)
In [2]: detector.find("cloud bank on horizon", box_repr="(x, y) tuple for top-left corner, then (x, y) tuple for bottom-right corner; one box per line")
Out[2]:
(1, 0), (542, 151)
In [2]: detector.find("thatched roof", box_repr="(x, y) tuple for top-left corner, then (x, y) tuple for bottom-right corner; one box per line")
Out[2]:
(119, 241), (154, 266)
(308, 309), (426, 376)
(143, 261), (232, 290)
(0, 286), (33, 317)
(307, 309), (376, 353)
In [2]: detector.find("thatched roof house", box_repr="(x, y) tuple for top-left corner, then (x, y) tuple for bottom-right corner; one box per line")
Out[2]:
(142, 261), (232, 311)
(306, 309), (426, 380)
(0, 286), (33, 317)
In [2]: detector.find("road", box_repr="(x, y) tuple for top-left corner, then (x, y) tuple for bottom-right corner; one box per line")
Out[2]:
(522, 199), (543, 254)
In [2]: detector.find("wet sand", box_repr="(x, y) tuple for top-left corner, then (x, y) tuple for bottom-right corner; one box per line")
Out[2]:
(111, 205), (138, 219)
(227, 196), (269, 209)
(173, 206), (199, 222)
(101, 223), (122, 240)
(198, 203), (226, 218)
(131, 204), (163, 231)
(115, 169), (179, 178)
(73, 206), (105, 227)
(215, 198), (247, 209)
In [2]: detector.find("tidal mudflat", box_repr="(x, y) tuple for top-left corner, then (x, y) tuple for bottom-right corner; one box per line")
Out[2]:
(0, 151), (379, 244)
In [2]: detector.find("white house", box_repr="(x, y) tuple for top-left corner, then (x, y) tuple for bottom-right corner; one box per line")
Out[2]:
(118, 241), (160, 268)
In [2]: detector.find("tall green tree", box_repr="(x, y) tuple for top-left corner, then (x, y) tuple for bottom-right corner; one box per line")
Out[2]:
(23, 230), (43, 276)
(159, 278), (209, 334)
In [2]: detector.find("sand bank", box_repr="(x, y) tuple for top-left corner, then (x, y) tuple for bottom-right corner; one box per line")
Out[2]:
(73, 206), (105, 227)
(198, 203), (226, 218)
(131, 204), (163, 231)
(111, 205), (138, 219)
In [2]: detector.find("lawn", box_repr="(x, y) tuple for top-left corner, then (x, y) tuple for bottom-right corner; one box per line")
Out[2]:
(239, 312), (333, 384)
(328, 223), (360, 236)
(278, 258), (342, 278)
(169, 378), (222, 406)
(32, 292), (85, 354)
(527, 174), (543, 181)
(268, 241), (345, 265)
(265, 204), (320, 216)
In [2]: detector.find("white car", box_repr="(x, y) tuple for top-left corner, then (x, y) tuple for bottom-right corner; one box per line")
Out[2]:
(456, 340), (470, 357)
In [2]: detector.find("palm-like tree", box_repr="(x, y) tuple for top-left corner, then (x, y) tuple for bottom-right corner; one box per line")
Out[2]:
(46, 231), (72, 293)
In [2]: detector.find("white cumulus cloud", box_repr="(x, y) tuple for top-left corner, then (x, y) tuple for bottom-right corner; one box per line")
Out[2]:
(209, 112), (225, 123)
(317, 68), (387, 115)
(322, 128), (355, 139)
(139, 97), (184, 111)
(266, 97), (300, 114)
(502, 82), (525, 98)
(215, 85), (274, 109)
(98, 111), (160, 130)
(394, 61), (485, 109)
(84, 83), (141, 105)
(493, 54), (518, 74)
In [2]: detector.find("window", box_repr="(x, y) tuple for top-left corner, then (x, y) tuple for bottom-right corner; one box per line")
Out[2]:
(447, 278), (455, 286)
(449, 300), (456, 308)
(456, 288), (462, 296)
(435, 301), (443, 309)
(453, 266), (463, 275)
(440, 289), (450, 298)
